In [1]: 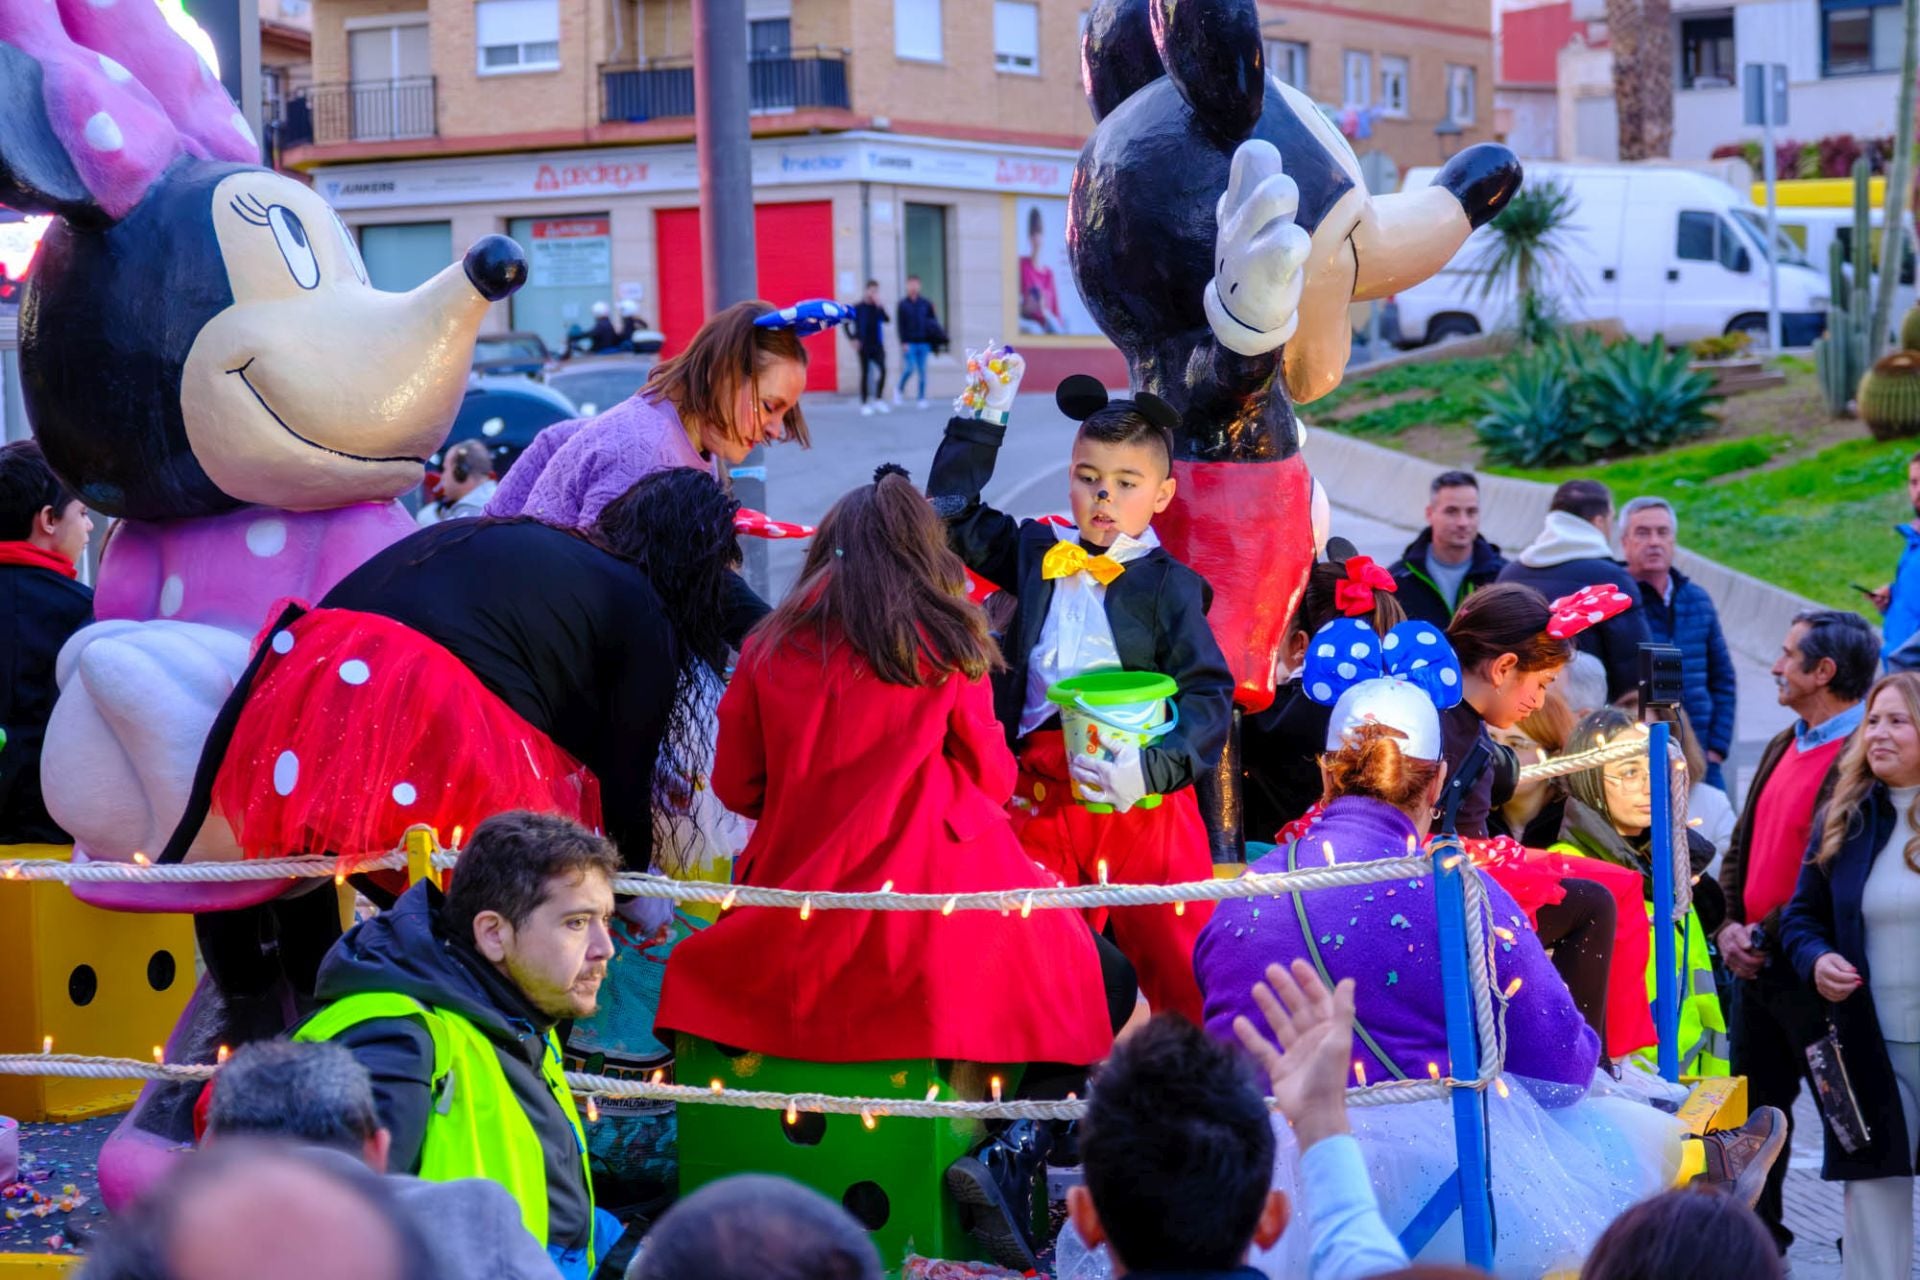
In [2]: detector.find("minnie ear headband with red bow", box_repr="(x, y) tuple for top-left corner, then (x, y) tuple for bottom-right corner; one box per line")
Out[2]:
(1546, 584), (1636, 639)
(1317, 536), (1398, 617)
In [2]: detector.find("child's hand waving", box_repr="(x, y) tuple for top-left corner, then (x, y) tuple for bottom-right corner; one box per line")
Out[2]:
(1232, 958), (1359, 1152)
(953, 340), (1026, 422)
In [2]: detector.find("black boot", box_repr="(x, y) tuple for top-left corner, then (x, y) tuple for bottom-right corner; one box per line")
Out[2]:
(944, 1120), (1054, 1270)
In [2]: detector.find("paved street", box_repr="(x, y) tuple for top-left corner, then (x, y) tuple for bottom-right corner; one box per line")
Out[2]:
(766, 391), (1899, 1277)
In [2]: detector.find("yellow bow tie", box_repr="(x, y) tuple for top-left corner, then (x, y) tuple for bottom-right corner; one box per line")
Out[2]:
(1041, 540), (1126, 586)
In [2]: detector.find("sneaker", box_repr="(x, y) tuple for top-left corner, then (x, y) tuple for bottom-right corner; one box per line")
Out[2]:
(892, 389), (904, 405)
(860, 403), (875, 416)
(917, 398), (930, 410)
(945, 1121), (1053, 1271)
(1695, 1105), (1789, 1208)
(875, 400), (891, 414)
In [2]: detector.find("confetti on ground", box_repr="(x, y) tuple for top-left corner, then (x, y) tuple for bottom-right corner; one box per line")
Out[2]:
(1387, 970), (1399, 985)
(0, 1116), (116, 1256)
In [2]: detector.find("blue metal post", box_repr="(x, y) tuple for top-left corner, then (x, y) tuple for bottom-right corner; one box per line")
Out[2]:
(1648, 721), (1680, 1082)
(1430, 838), (1495, 1269)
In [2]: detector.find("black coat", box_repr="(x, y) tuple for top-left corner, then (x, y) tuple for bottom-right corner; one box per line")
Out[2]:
(1781, 783), (1918, 1181)
(1388, 529), (1506, 629)
(1241, 679), (1331, 842)
(897, 295), (942, 345)
(1496, 556), (1651, 701)
(0, 561), (93, 844)
(928, 415), (1234, 795)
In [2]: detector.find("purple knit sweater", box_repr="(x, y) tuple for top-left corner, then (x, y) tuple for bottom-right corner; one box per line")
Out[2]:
(1195, 795), (1602, 1095)
(486, 389), (710, 530)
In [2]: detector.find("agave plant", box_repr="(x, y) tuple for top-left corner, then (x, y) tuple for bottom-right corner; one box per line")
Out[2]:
(1476, 345), (1580, 468)
(1577, 338), (1718, 455)
(1468, 178), (1581, 347)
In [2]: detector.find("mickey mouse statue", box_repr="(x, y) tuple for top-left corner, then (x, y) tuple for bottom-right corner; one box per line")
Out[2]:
(0, 0), (525, 910)
(1070, 0), (1519, 851)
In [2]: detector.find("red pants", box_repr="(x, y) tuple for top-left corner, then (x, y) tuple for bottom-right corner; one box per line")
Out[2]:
(1011, 732), (1214, 1022)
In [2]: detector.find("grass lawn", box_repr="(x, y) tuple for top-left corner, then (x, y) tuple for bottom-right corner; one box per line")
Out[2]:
(1308, 354), (1916, 608)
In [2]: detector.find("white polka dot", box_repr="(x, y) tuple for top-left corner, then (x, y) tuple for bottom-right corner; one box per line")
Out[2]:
(85, 0), (116, 8)
(481, 417), (505, 438)
(1316, 644), (1336, 658)
(84, 112), (123, 153)
(1311, 681), (1333, 701)
(1411, 658), (1430, 669)
(1588, 610), (1605, 624)
(270, 630), (294, 655)
(1383, 633), (1400, 650)
(338, 659), (371, 686)
(1337, 662), (1357, 679)
(273, 751), (299, 796)
(391, 782), (418, 806)
(158, 575), (185, 617)
(1417, 630), (1438, 645)
(245, 518), (287, 557)
(97, 54), (132, 82)
(1349, 641), (1370, 659)
(781, 306), (798, 320)
(230, 112), (256, 146)
(765, 526), (785, 537)
(1440, 668), (1459, 686)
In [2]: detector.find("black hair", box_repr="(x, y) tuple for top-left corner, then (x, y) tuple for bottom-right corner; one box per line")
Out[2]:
(1056, 374), (1178, 476)
(205, 1041), (379, 1154)
(0, 439), (78, 540)
(1579, 1187), (1783, 1280)
(441, 811), (621, 942)
(1791, 608), (1881, 702)
(1549, 478), (1612, 521)
(1431, 470), (1479, 494)
(630, 1174), (882, 1280)
(1081, 1015), (1275, 1272)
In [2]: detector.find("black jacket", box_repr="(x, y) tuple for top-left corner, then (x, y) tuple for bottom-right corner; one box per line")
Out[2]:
(1241, 679), (1331, 842)
(1782, 783), (1918, 1180)
(0, 560), (93, 843)
(848, 300), (888, 351)
(1388, 530), (1506, 629)
(897, 295), (942, 345)
(1496, 556), (1651, 701)
(304, 881), (594, 1252)
(929, 415), (1234, 795)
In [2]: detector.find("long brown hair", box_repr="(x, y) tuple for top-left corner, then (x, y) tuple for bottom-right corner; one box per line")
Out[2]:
(646, 300), (811, 453)
(752, 470), (1001, 686)
(1321, 723), (1443, 813)
(1816, 671), (1920, 868)
(1447, 582), (1575, 674)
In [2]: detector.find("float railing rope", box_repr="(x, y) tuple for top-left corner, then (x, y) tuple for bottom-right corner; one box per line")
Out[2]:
(1513, 735), (1648, 783)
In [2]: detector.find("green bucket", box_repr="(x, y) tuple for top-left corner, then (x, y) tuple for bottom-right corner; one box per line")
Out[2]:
(1046, 671), (1179, 814)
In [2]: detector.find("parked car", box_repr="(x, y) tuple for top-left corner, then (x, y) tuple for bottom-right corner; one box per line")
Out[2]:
(1769, 205), (1916, 347)
(1391, 163), (1831, 348)
(471, 331), (555, 378)
(406, 376), (578, 516)
(545, 352), (656, 417)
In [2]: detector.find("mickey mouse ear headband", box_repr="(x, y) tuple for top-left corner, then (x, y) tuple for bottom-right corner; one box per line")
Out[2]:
(1303, 618), (1463, 758)
(1546, 584), (1636, 639)
(1055, 374), (1180, 432)
(754, 300), (852, 337)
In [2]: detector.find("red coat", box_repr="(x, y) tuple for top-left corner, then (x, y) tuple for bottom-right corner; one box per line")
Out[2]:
(657, 633), (1114, 1065)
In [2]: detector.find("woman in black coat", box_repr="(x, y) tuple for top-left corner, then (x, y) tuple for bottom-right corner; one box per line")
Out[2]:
(1782, 670), (1920, 1280)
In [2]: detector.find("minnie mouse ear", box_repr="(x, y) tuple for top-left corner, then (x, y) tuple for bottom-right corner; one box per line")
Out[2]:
(1056, 374), (1111, 422)
(754, 299), (851, 336)
(1546, 584), (1637, 640)
(1323, 536), (1360, 565)
(1133, 392), (1180, 432)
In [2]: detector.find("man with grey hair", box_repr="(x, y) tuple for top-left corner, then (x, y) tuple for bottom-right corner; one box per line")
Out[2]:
(1619, 495), (1737, 790)
(1559, 652), (1609, 719)
(628, 1174), (882, 1280)
(204, 1040), (558, 1280)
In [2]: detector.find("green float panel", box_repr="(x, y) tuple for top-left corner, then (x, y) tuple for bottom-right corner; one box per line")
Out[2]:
(677, 1036), (1033, 1270)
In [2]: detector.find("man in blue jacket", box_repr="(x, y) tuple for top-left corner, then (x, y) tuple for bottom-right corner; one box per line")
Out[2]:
(1873, 448), (1920, 670)
(1620, 495), (1737, 790)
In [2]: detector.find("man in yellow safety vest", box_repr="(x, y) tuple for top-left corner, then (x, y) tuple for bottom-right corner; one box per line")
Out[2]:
(296, 810), (620, 1280)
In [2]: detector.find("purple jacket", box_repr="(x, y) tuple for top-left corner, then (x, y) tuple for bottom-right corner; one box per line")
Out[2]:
(1195, 795), (1601, 1095)
(486, 389), (710, 530)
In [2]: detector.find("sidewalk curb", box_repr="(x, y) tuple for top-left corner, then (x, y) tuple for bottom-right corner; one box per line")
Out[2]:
(1300, 426), (1820, 668)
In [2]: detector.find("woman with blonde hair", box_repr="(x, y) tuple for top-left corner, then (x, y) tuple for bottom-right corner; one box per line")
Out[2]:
(1782, 669), (1920, 1280)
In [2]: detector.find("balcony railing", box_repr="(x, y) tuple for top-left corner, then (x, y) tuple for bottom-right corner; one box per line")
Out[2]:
(600, 47), (849, 124)
(277, 77), (437, 148)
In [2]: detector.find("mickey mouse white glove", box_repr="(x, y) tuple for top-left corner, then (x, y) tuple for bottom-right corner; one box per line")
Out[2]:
(1203, 139), (1313, 357)
(953, 340), (1026, 424)
(1069, 729), (1150, 814)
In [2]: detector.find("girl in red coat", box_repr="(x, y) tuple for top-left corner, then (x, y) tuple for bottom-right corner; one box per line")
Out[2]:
(657, 467), (1117, 1070)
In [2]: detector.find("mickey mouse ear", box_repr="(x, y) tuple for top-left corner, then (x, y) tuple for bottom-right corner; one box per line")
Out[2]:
(1056, 374), (1111, 422)
(1133, 391), (1180, 432)
(1323, 536), (1359, 565)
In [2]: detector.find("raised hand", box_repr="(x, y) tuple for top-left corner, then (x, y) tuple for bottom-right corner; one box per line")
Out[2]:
(953, 340), (1026, 420)
(1232, 958), (1359, 1151)
(1203, 139), (1313, 357)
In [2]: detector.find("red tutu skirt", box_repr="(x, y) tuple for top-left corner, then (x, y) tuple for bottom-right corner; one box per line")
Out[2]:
(212, 607), (602, 869)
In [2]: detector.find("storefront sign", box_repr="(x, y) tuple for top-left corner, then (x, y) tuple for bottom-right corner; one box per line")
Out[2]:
(527, 218), (612, 288)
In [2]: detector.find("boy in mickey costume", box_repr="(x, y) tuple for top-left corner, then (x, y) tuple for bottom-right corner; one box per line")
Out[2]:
(929, 346), (1234, 1020)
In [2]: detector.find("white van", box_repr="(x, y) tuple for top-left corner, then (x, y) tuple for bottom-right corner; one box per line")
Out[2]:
(1771, 205), (1915, 346)
(1389, 163), (1831, 348)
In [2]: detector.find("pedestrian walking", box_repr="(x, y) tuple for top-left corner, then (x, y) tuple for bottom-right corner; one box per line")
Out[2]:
(849, 280), (890, 415)
(894, 275), (943, 409)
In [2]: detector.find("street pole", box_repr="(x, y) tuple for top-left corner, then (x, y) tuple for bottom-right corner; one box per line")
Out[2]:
(1762, 109), (1780, 352)
(693, 0), (767, 595)
(1745, 63), (1786, 352)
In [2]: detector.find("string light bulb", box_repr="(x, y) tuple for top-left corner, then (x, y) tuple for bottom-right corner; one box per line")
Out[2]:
(990, 1075), (1003, 1103)
(1323, 840), (1336, 865)
(786, 1102), (799, 1125)
(451, 825), (464, 848)
(133, 852), (150, 866)
(42, 1035), (52, 1054)
(799, 896), (812, 922)
(1427, 1062), (1441, 1081)
(152, 1046), (165, 1065)
(709, 1079), (724, 1095)
(1491, 926), (1515, 942)
(861, 1107), (877, 1130)
(880, 880), (894, 894)
(1020, 893), (1034, 919)
(651, 1069), (665, 1085)
(1354, 1060), (1368, 1087)
(586, 1097), (599, 1123)
(942, 896), (958, 916)
(1174, 900), (1186, 916)
(925, 1084), (939, 1102)
(1495, 1076), (1511, 1099)
(1504, 976), (1523, 999)
(216, 1045), (231, 1065)
(720, 889), (738, 912)
(335, 871), (346, 887)
(1098, 859), (1109, 884)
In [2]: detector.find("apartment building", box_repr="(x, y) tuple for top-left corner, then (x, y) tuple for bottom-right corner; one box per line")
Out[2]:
(280, 0), (1494, 390)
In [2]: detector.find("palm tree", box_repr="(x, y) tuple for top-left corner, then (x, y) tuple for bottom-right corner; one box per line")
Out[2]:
(1608, 0), (1675, 159)
(1467, 178), (1580, 346)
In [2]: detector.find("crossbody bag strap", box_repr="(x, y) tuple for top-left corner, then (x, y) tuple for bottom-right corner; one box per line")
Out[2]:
(1286, 839), (1409, 1081)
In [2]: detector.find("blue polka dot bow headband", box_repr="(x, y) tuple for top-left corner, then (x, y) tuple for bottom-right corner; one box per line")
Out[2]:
(754, 299), (852, 336)
(1302, 619), (1465, 711)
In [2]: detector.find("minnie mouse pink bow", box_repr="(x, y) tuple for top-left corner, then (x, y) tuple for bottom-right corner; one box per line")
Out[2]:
(1546, 584), (1636, 639)
(734, 510), (815, 540)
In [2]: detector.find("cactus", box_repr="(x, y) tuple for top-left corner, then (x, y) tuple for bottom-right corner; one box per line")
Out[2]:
(1859, 351), (1920, 440)
(1816, 160), (1882, 416)
(1901, 303), (1920, 352)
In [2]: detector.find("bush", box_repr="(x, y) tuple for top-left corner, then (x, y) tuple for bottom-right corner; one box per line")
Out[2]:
(1688, 331), (1754, 361)
(1477, 335), (1721, 467)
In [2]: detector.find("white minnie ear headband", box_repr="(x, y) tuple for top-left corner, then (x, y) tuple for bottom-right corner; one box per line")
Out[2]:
(1302, 618), (1465, 760)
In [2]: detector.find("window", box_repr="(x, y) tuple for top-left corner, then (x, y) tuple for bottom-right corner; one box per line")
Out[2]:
(1823, 0), (1905, 75)
(1265, 39), (1308, 91)
(904, 202), (949, 324)
(359, 222), (453, 293)
(895, 0), (942, 61)
(1676, 211), (1750, 271)
(1343, 51), (1371, 108)
(476, 0), (560, 74)
(994, 1), (1039, 73)
(346, 17), (431, 141)
(1446, 63), (1477, 123)
(1378, 54), (1409, 116)
(749, 18), (790, 59)
(1679, 15), (1735, 88)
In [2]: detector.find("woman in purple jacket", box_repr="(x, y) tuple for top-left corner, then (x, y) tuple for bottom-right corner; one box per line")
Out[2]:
(1194, 619), (1686, 1276)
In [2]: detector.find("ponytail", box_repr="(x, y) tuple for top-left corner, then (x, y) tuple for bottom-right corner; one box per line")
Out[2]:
(1320, 723), (1442, 811)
